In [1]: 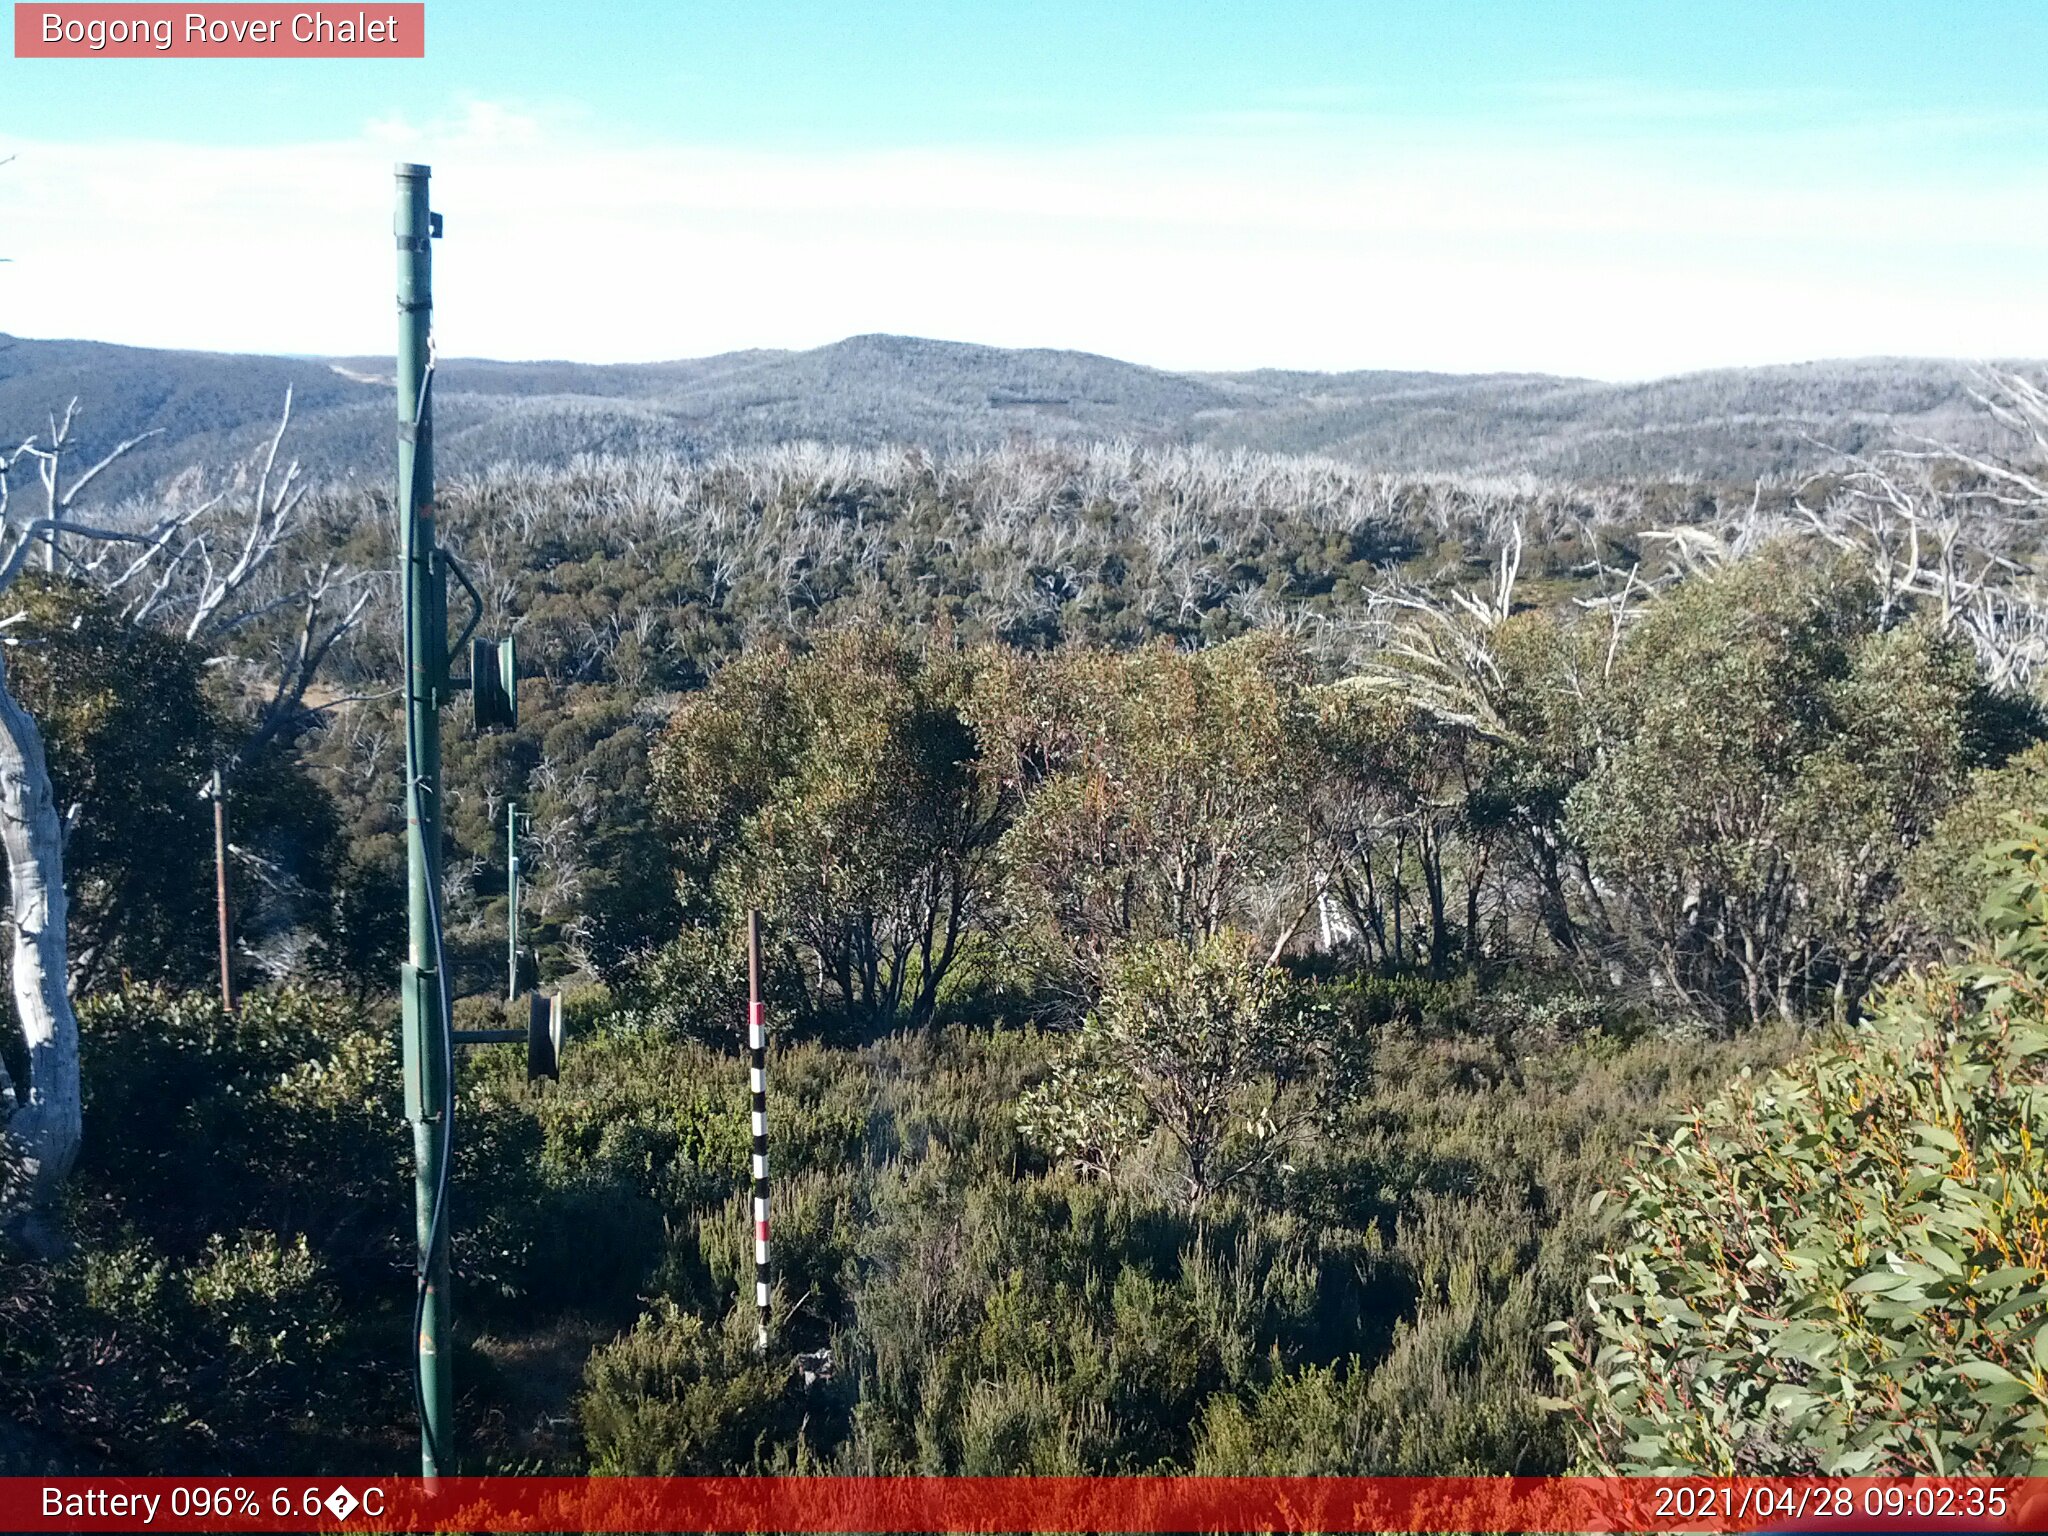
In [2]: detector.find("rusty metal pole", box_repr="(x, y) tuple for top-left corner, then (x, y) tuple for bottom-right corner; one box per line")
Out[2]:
(210, 767), (234, 1014)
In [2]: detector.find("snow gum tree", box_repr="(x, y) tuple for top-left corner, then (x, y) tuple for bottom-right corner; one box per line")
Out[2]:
(0, 399), (369, 1220)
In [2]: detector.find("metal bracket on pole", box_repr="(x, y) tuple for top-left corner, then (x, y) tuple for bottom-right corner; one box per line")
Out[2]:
(442, 548), (484, 660)
(399, 962), (441, 1123)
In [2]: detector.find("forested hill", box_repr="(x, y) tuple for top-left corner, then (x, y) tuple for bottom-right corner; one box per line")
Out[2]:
(0, 329), (2028, 500)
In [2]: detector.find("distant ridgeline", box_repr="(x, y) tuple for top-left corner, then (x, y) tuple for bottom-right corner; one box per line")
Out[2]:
(0, 331), (2029, 501)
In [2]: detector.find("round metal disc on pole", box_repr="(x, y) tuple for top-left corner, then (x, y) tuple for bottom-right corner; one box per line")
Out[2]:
(526, 991), (562, 1082)
(471, 635), (517, 730)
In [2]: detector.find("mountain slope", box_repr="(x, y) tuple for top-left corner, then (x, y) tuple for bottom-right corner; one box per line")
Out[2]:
(0, 330), (2028, 500)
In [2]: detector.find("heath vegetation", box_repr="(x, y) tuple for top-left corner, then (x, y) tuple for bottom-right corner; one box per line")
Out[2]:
(6, 368), (2048, 1474)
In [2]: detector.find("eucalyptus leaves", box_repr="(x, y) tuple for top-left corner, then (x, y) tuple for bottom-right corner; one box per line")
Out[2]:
(1551, 823), (2048, 1472)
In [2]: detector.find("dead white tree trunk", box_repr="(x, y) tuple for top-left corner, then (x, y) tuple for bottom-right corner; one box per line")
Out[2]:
(0, 647), (77, 1207)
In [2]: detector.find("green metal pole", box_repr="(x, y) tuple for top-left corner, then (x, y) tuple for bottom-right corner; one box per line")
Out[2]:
(395, 161), (452, 1480)
(506, 800), (520, 1001)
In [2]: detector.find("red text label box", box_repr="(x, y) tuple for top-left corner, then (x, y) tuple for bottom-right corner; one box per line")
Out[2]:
(14, 4), (425, 57)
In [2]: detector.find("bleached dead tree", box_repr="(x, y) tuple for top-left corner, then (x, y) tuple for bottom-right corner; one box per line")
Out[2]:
(1345, 524), (1523, 744)
(0, 395), (376, 1219)
(0, 418), (203, 1213)
(16, 401), (164, 577)
(115, 390), (380, 777)
(1625, 371), (2048, 690)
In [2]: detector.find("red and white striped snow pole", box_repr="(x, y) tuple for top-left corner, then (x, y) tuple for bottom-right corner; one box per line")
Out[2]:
(747, 909), (770, 1352)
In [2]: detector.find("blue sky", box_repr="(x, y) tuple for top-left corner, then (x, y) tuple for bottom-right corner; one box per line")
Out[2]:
(4, 1), (2045, 376)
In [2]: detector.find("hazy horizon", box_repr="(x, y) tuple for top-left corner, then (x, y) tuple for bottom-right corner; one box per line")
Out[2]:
(7, 324), (2042, 390)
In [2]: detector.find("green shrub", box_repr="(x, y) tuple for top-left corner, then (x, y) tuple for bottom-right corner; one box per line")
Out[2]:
(580, 1301), (801, 1473)
(1193, 1362), (1373, 1474)
(1899, 742), (2048, 951)
(0, 987), (418, 1466)
(1, 1223), (346, 1471)
(954, 1374), (1111, 1474)
(610, 926), (748, 1045)
(185, 1230), (337, 1371)
(1550, 823), (2048, 1473)
(75, 984), (402, 1263)
(652, 631), (1014, 1037)
(1018, 931), (1366, 1207)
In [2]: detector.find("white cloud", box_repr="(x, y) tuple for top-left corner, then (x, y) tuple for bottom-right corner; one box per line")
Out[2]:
(1, 100), (2043, 378)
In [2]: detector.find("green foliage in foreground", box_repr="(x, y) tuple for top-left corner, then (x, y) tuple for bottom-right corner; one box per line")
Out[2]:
(2, 988), (402, 1470)
(569, 990), (1780, 1476)
(0, 985), (615, 1472)
(580, 1302), (814, 1475)
(1551, 825), (2048, 1474)
(4, 961), (1781, 1477)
